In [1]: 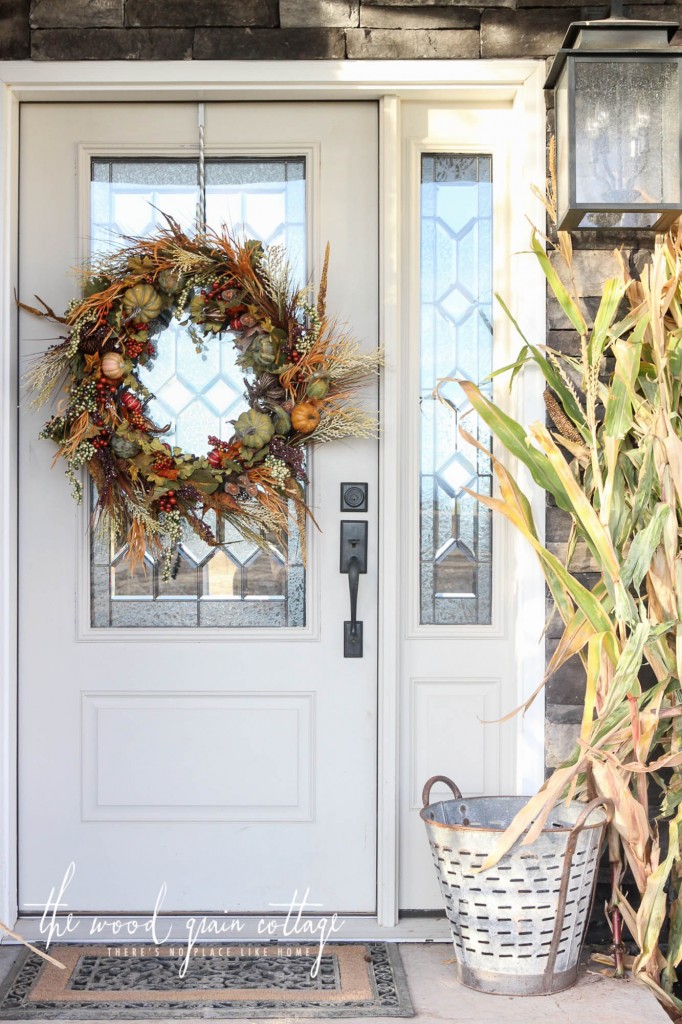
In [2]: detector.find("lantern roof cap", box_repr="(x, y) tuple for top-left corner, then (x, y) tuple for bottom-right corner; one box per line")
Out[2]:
(545, 16), (680, 88)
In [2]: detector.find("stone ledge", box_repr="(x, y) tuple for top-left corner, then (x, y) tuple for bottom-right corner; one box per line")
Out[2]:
(346, 26), (479, 57)
(193, 27), (346, 59)
(30, 0), (122, 29)
(481, 9), (575, 57)
(360, 6), (481, 27)
(1, 0), (30, 58)
(280, 0), (360, 28)
(31, 27), (193, 59)
(127, 0), (278, 29)
(546, 719), (579, 767)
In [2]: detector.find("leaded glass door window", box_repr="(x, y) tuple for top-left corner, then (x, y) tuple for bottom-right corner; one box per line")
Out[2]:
(89, 157), (306, 627)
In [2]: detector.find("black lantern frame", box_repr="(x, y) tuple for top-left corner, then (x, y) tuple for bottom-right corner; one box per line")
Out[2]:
(546, 16), (682, 231)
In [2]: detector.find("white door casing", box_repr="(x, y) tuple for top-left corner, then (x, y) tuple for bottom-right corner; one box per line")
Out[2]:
(0, 61), (547, 935)
(18, 101), (379, 913)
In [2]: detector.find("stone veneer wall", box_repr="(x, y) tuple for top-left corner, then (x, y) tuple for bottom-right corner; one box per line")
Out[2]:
(0, 0), (669, 768)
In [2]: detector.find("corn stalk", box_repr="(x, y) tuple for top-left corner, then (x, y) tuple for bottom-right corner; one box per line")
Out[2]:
(442, 223), (682, 1010)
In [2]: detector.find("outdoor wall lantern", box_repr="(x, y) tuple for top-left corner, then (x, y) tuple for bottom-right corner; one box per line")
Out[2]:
(545, 3), (682, 230)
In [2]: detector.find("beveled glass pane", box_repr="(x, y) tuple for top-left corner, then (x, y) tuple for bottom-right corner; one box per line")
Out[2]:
(202, 550), (240, 598)
(420, 154), (493, 626)
(243, 549), (286, 599)
(157, 551), (200, 600)
(89, 157), (306, 628)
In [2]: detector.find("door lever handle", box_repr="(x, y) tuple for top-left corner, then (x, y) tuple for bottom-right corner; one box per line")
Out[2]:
(347, 555), (360, 643)
(340, 520), (367, 658)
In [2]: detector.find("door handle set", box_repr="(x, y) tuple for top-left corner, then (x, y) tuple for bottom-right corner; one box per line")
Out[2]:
(340, 519), (368, 658)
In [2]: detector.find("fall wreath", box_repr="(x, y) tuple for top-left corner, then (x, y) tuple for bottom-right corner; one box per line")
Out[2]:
(23, 218), (380, 576)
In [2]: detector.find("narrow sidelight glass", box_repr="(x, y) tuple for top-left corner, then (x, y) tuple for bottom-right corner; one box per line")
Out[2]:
(419, 154), (493, 626)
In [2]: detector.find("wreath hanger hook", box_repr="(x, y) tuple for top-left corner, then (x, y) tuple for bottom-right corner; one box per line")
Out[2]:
(196, 101), (207, 237)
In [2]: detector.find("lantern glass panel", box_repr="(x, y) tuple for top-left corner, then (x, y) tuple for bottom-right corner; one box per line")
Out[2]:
(574, 59), (679, 222)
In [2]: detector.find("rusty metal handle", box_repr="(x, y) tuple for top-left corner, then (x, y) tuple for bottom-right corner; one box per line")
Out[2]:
(542, 795), (614, 990)
(570, 796), (614, 835)
(422, 775), (463, 808)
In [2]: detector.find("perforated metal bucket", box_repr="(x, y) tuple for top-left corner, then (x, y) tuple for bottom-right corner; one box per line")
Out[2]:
(421, 776), (613, 996)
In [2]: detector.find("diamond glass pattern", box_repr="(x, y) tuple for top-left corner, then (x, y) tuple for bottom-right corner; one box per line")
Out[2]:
(91, 157), (306, 628)
(420, 155), (493, 625)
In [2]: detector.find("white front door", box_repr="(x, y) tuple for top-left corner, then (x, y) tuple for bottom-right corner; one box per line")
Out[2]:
(18, 102), (379, 914)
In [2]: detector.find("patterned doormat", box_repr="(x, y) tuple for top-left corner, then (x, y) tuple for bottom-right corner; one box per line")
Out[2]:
(0, 942), (414, 1019)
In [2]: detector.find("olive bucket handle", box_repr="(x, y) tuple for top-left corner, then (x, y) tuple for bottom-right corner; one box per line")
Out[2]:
(422, 775), (463, 808)
(570, 796), (614, 835)
(542, 795), (615, 990)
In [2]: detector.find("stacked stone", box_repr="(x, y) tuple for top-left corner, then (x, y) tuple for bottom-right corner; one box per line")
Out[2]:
(0, 2), (679, 61)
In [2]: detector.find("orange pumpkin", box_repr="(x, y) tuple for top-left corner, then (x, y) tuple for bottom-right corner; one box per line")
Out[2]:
(291, 402), (320, 434)
(100, 352), (125, 380)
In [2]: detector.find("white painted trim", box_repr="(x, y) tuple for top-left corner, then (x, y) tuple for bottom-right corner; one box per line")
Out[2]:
(0, 59), (544, 101)
(0, 59), (546, 930)
(377, 94), (401, 928)
(509, 64), (548, 795)
(0, 82), (19, 931)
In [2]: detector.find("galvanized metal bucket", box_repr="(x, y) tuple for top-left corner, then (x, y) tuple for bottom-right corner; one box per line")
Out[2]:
(421, 776), (613, 996)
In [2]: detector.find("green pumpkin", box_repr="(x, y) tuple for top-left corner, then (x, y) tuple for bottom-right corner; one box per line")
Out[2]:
(235, 409), (275, 449)
(306, 372), (330, 400)
(122, 284), (163, 323)
(110, 434), (142, 459)
(157, 268), (185, 295)
(251, 336), (277, 368)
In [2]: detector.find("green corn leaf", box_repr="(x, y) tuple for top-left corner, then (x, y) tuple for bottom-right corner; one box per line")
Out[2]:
(457, 380), (574, 514)
(588, 276), (628, 367)
(529, 422), (622, 583)
(531, 231), (588, 337)
(604, 319), (646, 439)
(632, 443), (655, 525)
(621, 504), (671, 590)
(494, 294), (588, 435)
(582, 632), (616, 743)
(601, 621), (649, 718)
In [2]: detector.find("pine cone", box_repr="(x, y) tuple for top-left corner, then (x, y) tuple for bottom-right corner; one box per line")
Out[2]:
(102, 335), (123, 354)
(80, 323), (117, 355)
(244, 372), (286, 410)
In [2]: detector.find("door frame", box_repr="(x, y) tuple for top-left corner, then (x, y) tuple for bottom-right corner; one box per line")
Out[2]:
(0, 59), (547, 934)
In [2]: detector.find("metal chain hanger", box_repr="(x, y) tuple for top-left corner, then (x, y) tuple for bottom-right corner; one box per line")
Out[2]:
(196, 101), (206, 235)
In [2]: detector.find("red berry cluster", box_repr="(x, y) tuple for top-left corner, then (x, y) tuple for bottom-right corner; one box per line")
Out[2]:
(96, 377), (117, 402)
(157, 490), (178, 513)
(129, 411), (147, 430)
(152, 453), (176, 475)
(92, 433), (110, 451)
(283, 343), (305, 382)
(207, 435), (232, 452)
(125, 337), (147, 360)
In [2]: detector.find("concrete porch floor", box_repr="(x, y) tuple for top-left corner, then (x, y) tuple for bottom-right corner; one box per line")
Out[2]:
(0, 941), (670, 1023)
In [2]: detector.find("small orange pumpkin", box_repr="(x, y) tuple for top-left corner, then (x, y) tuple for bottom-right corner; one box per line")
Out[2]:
(100, 352), (126, 380)
(291, 402), (320, 434)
